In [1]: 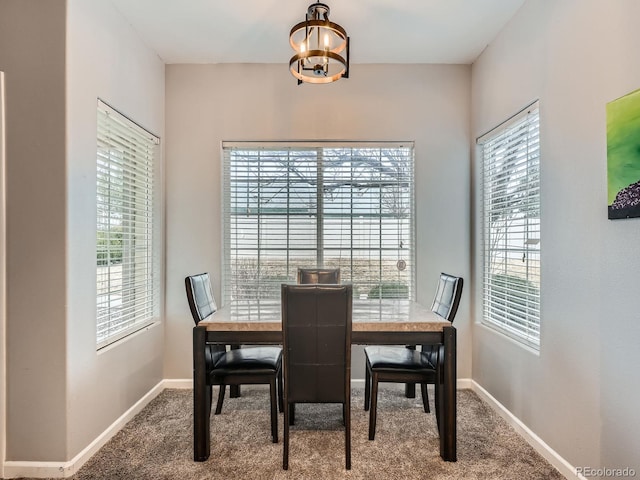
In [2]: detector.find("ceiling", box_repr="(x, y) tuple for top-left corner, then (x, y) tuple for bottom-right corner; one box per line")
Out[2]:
(108, 0), (525, 65)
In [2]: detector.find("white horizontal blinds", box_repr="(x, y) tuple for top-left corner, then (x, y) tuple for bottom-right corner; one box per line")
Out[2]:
(321, 147), (414, 300)
(479, 102), (541, 349)
(96, 100), (159, 349)
(223, 148), (318, 304)
(223, 143), (415, 304)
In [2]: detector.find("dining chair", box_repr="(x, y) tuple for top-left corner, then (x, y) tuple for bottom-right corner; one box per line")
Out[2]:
(363, 273), (463, 440)
(297, 267), (341, 285)
(287, 266), (342, 425)
(281, 284), (352, 470)
(185, 272), (283, 443)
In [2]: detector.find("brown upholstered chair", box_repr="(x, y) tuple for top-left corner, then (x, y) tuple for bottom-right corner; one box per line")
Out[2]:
(363, 273), (463, 440)
(297, 267), (341, 285)
(185, 273), (283, 443)
(281, 284), (352, 470)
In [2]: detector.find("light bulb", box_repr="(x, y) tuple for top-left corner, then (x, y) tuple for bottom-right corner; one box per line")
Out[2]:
(324, 33), (330, 49)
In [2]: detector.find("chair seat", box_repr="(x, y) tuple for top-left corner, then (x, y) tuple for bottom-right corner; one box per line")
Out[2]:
(364, 346), (435, 371)
(212, 346), (282, 375)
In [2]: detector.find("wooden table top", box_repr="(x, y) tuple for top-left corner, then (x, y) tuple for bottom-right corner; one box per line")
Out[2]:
(199, 299), (450, 333)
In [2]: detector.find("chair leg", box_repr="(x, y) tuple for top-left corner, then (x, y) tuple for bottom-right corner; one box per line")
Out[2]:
(215, 385), (226, 415)
(364, 363), (371, 411)
(421, 383), (430, 413)
(270, 378), (278, 443)
(277, 368), (284, 413)
(369, 373), (379, 440)
(283, 401), (290, 470)
(434, 381), (441, 432)
(289, 403), (296, 425)
(345, 401), (351, 470)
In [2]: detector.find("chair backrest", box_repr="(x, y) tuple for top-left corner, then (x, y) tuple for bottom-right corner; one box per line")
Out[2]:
(281, 284), (352, 404)
(185, 273), (218, 324)
(297, 268), (341, 285)
(430, 273), (463, 322)
(185, 273), (224, 368)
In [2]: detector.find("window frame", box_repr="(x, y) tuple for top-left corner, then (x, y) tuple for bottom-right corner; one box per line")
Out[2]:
(96, 99), (160, 349)
(478, 101), (541, 350)
(222, 141), (416, 305)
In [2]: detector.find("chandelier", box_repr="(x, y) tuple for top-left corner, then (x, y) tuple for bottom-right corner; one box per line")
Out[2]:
(289, 2), (350, 84)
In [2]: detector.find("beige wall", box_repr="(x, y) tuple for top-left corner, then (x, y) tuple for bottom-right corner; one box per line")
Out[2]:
(0, 0), (68, 461)
(472, 0), (640, 471)
(0, 0), (165, 463)
(164, 64), (472, 381)
(66, 0), (165, 460)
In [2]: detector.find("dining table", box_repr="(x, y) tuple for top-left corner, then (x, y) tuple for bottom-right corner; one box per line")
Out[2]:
(192, 298), (457, 462)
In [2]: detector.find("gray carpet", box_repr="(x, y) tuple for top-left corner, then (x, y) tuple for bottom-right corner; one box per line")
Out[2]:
(21, 386), (564, 479)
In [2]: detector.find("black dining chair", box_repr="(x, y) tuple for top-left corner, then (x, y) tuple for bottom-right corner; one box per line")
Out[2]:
(185, 272), (283, 443)
(288, 267), (342, 425)
(363, 273), (463, 440)
(281, 284), (352, 470)
(297, 267), (341, 285)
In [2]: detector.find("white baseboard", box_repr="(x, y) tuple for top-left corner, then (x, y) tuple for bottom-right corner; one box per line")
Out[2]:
(156, 378), (475, 390)
(457, 378), (472, 389)
(3, 381), (165, 479)
(3, 377), (582, 479)
(470, 380), (584, 480)
(163, 378), (193, 389)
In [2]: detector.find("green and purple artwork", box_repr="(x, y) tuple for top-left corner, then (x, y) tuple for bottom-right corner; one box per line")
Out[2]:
(607, 87), (640, 219)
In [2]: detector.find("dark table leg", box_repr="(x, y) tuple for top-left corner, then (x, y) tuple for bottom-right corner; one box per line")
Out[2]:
(440, 325), (457, 461)
(230, 344), (241, 398)
(193, 325), (211, 461)
(404, 345), (416, 398)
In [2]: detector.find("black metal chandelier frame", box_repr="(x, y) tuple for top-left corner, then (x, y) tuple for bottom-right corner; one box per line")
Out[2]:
(289, 3), (350, 84)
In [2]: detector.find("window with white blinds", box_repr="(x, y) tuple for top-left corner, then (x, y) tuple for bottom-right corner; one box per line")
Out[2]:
(478, 102), (541, 349)
(222, 142), (415, 304)
(96, 100), (160, 349)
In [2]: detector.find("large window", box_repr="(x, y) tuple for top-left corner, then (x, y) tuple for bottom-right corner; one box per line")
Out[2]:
(223, 142), (415, 304)
(96, 100), (160, 348)
(478, 102), (541, 349)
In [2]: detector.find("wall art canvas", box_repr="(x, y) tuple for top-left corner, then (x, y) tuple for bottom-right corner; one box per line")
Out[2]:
(607, 87), (640, 219)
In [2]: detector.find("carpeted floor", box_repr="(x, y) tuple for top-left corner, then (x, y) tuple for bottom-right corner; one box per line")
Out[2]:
(20, 386), (565, 479)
